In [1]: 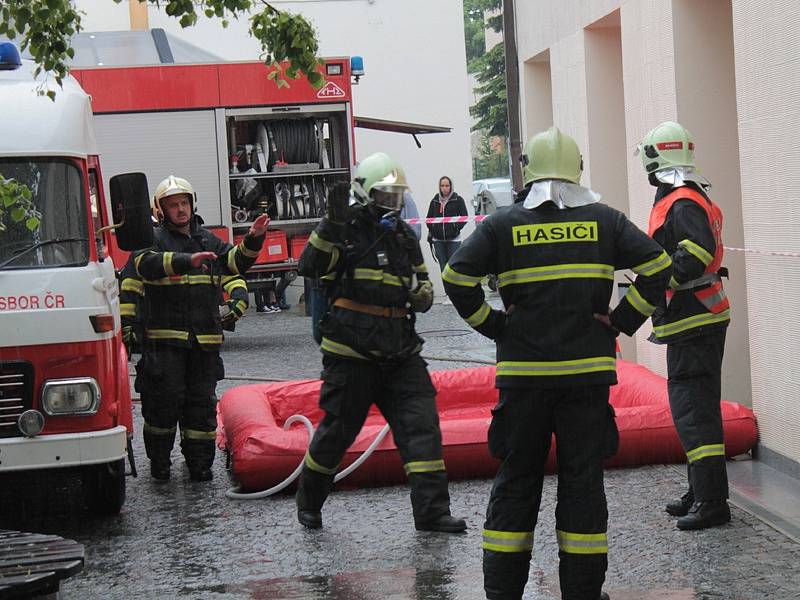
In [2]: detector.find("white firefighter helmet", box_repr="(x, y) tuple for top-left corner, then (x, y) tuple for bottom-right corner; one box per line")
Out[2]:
(351, 152), (409, 211)
(152, 175), (195, 222)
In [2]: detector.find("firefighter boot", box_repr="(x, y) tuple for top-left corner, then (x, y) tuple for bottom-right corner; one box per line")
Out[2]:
(676, 500), (731, 530)
(665, 489), (694, 517)
(415, 514), (467, 533)
(150, 461), (170, 481)
(296, 466), (333, 530)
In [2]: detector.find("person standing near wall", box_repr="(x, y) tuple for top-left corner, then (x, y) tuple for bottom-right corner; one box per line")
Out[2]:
(444, 128), (670, 600)
(425, 176), (468, 270)
(638, 121), (732, 530)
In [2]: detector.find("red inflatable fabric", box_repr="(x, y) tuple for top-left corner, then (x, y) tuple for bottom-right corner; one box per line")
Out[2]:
(217, 360), (757, 492)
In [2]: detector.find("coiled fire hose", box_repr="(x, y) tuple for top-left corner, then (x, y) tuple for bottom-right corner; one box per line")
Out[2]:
(225, 418), (392, 500)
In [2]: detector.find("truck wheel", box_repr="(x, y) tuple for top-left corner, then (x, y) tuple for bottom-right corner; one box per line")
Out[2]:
(83, 459), (126, 516)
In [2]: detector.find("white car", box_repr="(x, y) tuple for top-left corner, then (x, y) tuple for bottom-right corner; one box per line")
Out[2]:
(472, 177), (514, 215)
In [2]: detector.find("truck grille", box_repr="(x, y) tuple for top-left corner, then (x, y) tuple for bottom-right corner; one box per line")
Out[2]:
(0, 362), (33, 438)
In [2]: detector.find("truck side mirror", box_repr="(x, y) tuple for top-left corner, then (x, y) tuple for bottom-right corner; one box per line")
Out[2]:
(110, 172), (153, 251)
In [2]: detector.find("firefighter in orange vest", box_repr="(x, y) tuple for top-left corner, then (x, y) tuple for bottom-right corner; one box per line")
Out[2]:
(638, 121), (731, 530)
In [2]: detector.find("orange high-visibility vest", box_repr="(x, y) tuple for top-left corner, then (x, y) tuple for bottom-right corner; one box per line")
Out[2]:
(648, 187), (729, 314)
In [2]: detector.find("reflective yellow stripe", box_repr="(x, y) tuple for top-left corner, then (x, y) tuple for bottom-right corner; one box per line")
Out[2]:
(309, 231), (341, 271)
(353, 268), (383, 281)
(653, 309), (730, 338)
(320, 337), (368, 360)
(134, 253), (145, 274)
(497, 263), (614, 287)
(163, 252), (175, 276)
(196, 334), (224, 345)
(309, 230), (335, 253)
(121, 279), (144, 295)
(686, 443), (725, 463)
(404, 459), (445, 475)
(466, 303), (491, 327)
(143, 422), (176, 436)
(238, 240), (259, 258)
(352, 268), (410, 288)
(304, 451), (338, 475)
(632, 251), (671, 276)
(669, 275), (680, 289)
(120, 303), (137, 317)
(496, 356), (616, 377)
(144, 274), (218, 286)
(679, 239), (713, 266)
(556, 530), (608, 554)
(145, 328), (189, 341)
(413, 263), (428, 274)
(482, 529), (534, 553)
(625, 285), (657, 317)
(223, 277), (247, 294)
(181, 429), (216, 441)
(442, 265), (483, 288)
(227, 248), (240, 275)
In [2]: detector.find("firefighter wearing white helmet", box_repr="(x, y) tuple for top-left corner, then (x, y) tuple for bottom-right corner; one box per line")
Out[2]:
(295, 152), (465, 534)
(639, 121), (732, 531)
(120, 174), (269, 482)
(443, 127), (670, 600)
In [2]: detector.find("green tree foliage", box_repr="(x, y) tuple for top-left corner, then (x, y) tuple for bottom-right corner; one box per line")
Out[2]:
(0, 0), (324, 96)
(0, 177), (40, 233)
(463, 0), (486, 65)
(473, 133), (509, 180)
(470, 43), (507, 136)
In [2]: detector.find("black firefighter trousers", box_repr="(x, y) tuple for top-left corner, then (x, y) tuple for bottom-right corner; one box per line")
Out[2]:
(483, 386), (609, 600)
(667, 329), (728, 501)
(296, 354), (452, 526)
(135, 344), (222, 471)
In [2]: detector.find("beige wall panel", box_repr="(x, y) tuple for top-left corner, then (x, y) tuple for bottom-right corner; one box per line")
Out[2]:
(672, 0), (751, 406)
(732, 0), (800, 461)
(549, 33), (592, 187)
(620, 0), (676, 377)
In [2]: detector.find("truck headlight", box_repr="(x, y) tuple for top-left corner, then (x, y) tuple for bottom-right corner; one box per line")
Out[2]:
(41, 378), (100, 416)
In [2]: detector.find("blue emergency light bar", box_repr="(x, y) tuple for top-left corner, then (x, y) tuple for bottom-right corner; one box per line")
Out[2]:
(350, 56), (364, 77)
(0, 42), (22, 70)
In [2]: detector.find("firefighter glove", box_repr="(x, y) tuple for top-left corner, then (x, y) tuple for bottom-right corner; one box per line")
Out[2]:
(327, 182), (352, 224)
(408, 280), (434, 313)
(220, 299), (246, 323)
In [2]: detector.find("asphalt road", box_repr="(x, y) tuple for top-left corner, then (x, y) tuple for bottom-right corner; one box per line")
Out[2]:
(2, 301), (799, 599)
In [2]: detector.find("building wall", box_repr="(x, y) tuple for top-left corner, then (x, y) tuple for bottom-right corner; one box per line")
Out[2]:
(515, 0), (757, 410)
(74, 0), (474, 293)
(731, 0), (800, 465)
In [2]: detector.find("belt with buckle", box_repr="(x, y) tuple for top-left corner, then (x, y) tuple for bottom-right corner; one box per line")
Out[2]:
(333, 298), (408, 318)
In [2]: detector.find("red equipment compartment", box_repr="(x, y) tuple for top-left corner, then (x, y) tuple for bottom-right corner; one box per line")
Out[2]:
(289, 234), (310, 261)
(217, 360), (758, 493)
(235, 231), (288, 264)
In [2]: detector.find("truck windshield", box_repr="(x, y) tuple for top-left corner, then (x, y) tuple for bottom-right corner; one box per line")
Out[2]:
(0, 159), (89, 269)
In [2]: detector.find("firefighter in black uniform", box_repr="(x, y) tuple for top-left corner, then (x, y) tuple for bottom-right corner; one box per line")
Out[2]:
(295, 152), (466, 533)
(638, 121), (731, 530)
(121, 175), (268, 481)
(443, 128), (671, 600)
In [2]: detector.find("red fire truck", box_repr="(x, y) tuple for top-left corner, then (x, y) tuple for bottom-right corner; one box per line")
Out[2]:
(71, 58), (359, 298)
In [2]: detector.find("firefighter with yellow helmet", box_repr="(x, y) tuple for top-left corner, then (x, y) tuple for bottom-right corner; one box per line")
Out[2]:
(120, 175), (269, 481)
(638, 121), (732, 530)
(295, 152), (466, 533)
(443, 128), (671, 600)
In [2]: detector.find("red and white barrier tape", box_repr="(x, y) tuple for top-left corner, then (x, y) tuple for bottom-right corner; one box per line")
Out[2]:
(404, 215), (487, 225)
(404, 215), (799, 258)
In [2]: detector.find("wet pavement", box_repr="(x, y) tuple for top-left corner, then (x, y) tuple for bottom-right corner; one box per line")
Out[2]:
(2, 301), (799, 599)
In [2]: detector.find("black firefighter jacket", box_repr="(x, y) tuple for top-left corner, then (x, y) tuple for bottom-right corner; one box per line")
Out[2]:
(121, 218), (262, 350)
(443, 198), (671, 389)
(298, 208), (430, 361)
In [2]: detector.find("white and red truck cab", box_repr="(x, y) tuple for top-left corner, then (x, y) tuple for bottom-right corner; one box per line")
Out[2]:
(0, 44), (149, 514)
